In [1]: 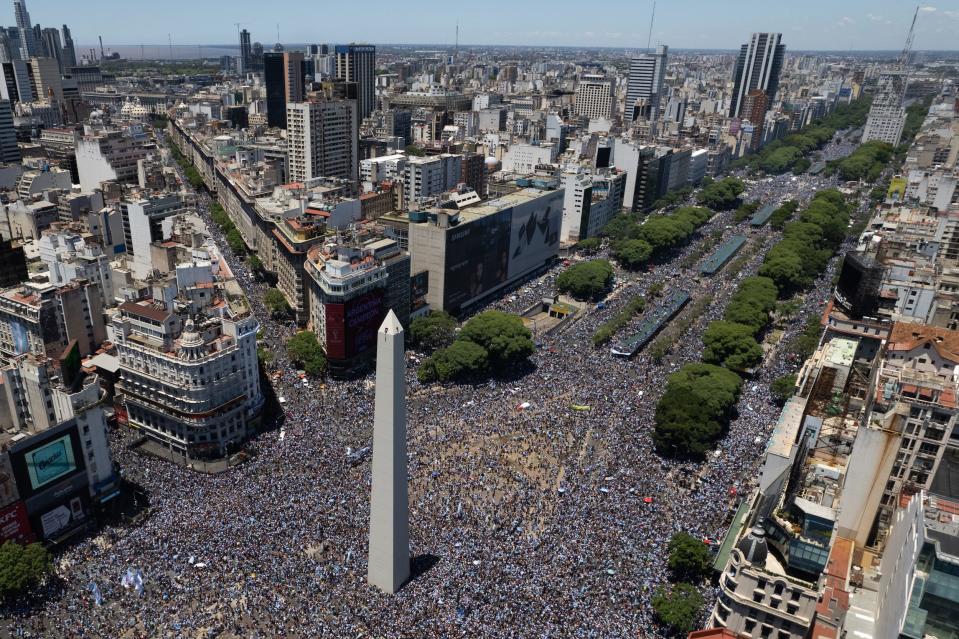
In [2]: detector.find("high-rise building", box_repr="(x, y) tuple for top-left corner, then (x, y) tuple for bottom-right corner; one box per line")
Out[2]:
(626, 45), (668, 121)
(60, 24), (76, 69)
(239, 29), (251, 74)
(862, 71), (908, 146)
(741, 90), (769, 151)
(574, 74), (614, 121)
(335, 44), (375, 120)
(729, 32), (786, 119)
(39, 28), (61, 71)
(0, 99), (19, 163)
(286, 98), (358, 183)
(12, 0), (36, 60)
(263, 51), (303, 128)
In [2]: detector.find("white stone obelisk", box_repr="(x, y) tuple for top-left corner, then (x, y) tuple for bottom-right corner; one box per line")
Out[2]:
(367, 309), (410, 593)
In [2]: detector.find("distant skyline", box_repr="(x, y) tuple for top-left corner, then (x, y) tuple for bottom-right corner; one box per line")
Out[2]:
(14, 0), (959, 52)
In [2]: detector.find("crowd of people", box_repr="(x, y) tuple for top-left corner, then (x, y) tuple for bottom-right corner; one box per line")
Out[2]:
(2, 136), (860, 638)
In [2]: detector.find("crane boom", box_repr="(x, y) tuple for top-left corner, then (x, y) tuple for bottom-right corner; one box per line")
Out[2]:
(900, 5), (918, 68)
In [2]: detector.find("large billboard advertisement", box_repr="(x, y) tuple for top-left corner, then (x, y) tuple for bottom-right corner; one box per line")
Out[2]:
(25, 435), (77, 491)
(443, 209), (512, 311)
(506, 191), (562, 280)
(9, 422), (86, 501)
(9, 319), (29, 356)
(325, 288), (386, 361)
(0, 502), (34, 545)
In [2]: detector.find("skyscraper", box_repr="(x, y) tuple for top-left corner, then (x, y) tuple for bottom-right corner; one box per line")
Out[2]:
(0, 99), (20, 163)
(39, 27), (62, 71)
(287, 98), (358, 183)
(61, 24), (76, 69)
(12, 0), (37, 60)
(627, 45), (668, 121)
(729, 32), (785, 119)
(239, 29), (251, 74)
(367, 310), (410, 594)
(263, 51), (304, 128)
(574, 74), (614, 120)
(862, 71), (907, 146)
(335, 44), (375, 120)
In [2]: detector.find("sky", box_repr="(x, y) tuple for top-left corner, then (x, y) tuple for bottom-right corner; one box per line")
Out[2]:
(16, 0), (959, 52)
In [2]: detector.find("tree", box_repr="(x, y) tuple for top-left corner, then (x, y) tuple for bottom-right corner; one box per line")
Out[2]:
(226, 228), (247, 255)
(651, 583), (704, 633)
(697, 177), (745, 211)
(457, 311), (533, 370)
(771, 374), (797, 404)
(248, 254), (263, 274)
(419, 340), (489, 382)
(575, 237), (601, 253)
(263, 288), (291, 318)
(612, 239), (653, 269)
(287, 331), (327, 377)
(0, 542), (52, 597)
(556, 260), (614, 301)
(654, 363), (742, 458)
(758, 252), (805, 296)
(668, 533), (712, 582)
(702, 321), (763, 373)
(409, 311), (458, 353)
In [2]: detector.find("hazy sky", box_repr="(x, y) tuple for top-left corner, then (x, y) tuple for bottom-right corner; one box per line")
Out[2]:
(17, 0), (959, 51)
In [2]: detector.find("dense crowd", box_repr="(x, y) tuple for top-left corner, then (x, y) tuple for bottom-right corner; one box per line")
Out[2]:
(2, 136), (860, 638)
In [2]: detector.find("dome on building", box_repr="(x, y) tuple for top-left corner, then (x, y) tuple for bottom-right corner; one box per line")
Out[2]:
(484, 156), (499, 167)
(735, 524), (768, 566)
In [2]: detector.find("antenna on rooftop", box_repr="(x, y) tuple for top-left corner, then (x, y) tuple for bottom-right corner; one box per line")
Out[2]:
(168, 33), (173, 60)
(455, 21), (459, 58)
(276, 23), (281, 45)
(646, 0), (656, 53)
(99, 35), (104, 60)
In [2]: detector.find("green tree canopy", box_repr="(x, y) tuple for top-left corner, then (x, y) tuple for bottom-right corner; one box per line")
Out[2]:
(654, 363), (742, 458)
(409, 311), (458, 353)
(612, 239), (653, 270)
(287, 331), (327, 377)
(771, 373), (798, 404)
(458, 311), (534, 370)
(0, 542), (52, 597)
(263, 288), (291, 318)
(651, 583), (705, 633)
(556, 260), (614, 301)
(697, 177), (745, 211)
(702, 321), (764, 373)
(418, 339), (489, 383)
(668, 532), (712, 582)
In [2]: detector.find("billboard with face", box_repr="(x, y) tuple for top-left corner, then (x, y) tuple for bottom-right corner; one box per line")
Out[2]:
(325, 288), (386, 361)
(443, 209), (511, 312)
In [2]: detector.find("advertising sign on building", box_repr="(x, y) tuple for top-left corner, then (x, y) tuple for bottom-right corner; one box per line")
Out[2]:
(506, 191), (563, 280)
(0, 502), (34, 545)
(325, 289), (386, 361)
(0, 454), (19, 510)
(443, 209), (511, 311)
(25, 434), (77, 491)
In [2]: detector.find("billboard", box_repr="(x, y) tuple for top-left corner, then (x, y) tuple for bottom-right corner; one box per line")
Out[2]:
(443, 209), (511, 311)
(38, 495), (86, 540)
(0, 455), (19, 510)
(325, 288), (386, 361)
(25, 435), (77, 491)
(9, 319), (29, 356)
(0, 502), (34, 545)
(506, 190), (562, 280)
(9, 422), (86, 501)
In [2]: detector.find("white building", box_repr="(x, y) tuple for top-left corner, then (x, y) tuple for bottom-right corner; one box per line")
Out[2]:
(287, 99), (359, 184)
(574, 75), (614, 121)
(75, 130), (150, 192)
(501, 142), (558, 174)
(862, 72), (908, 147)
(114, 298), (262, 458)
(561, 170), (627, 243)
(119, 193), (186, 280)
(626, 45), (668, 121)
(38, 231), (116, 307)
(404, 155), (462, 205)
(360, 153), (407, 184)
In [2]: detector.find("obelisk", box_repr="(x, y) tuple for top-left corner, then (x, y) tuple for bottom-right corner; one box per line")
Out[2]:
(367, 309), (410, 593)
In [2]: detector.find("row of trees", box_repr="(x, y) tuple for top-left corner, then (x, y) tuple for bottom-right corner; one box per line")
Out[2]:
(696, 177), (746, 211)
(835, 140), (895, 182)
(555, 260), (614, 301)
(417, 311), (534, 383)
(169, 141), (205, 190)
(605, 206), (713, 270)
(733, 99), (872, 175)
(209, 201), (248, 257)
(651, 532), (713, 632)
(654, 189), (852, 458)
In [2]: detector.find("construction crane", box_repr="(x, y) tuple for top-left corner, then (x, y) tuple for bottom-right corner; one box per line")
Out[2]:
(899, 5), (919, 69)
